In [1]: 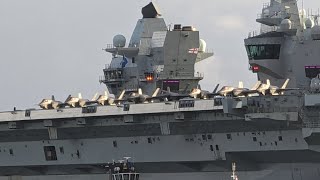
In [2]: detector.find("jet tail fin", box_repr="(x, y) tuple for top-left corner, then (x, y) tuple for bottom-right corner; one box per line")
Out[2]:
(64, 95), (72, 103)
(138, 88), (143, 95)
(251, 81), (261, 90)
(51, 95), (55, 101)
(213, 84), (220, 93)
(238, 81), (244, 88)
(281, 79), (290, 89)
(78, 93), (82, 99)
(266, 79), (271, 86)
(118, 90), (126, 100)
(152, 88), (160, 97)
(92, 93), (98, 101)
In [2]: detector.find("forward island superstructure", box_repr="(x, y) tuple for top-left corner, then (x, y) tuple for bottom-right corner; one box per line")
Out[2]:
(0, 1), (320, 180)
(245, 0), (320, 88)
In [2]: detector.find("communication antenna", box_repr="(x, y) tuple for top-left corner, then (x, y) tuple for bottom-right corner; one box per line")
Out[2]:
(314, 8), (320, 26)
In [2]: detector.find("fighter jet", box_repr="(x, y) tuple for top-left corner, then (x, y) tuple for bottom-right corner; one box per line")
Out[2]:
(78, 93), (99, 107)
(190, 81), (262, 98)
(254, 79), (296, 95)
(127, 88), (160, 103)
(64, 93), (83, 108)
(192, 82), (245, 98)
(232, 81), (261, 97)
(39, 95), (67, 110)
(189, 84), (220, 99)
(267, 79), (298, 95)
(256, 79), (271, 95)
(154, 85), (197, 101)
(39, 95), (56, 109)
(96, 89), (126, 105)
(217, 86), (237, 97)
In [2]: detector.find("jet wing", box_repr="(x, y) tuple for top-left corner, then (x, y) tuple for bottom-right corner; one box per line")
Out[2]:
(275, 88), (299, 94)
(205, 93), (220, 98)
(79, 100), (98, 107)
(240, 89), (259, 96)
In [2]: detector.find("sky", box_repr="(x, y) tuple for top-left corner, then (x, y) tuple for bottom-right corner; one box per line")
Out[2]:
(0, 0), (319, 111)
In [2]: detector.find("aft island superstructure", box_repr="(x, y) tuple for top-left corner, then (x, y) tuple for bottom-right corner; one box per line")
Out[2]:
(0, 1), (320, 180)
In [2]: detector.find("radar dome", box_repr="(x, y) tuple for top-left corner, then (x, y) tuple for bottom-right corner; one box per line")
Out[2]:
(113, 34), (126, 48)
(280, 19), (292, 30)
(311, 25), (320, 40)
(305, 18), (314, 29)
(199, 39), (207, 53)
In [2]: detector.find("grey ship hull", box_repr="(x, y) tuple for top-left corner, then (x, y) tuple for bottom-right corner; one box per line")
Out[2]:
(1, 96), (320, 180)
(1, 163), (320, 180)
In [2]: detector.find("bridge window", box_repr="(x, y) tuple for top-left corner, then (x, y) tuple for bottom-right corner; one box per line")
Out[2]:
(246, 44), (281, 60)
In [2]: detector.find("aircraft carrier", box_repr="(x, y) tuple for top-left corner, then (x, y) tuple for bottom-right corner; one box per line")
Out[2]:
(0, 0), (320, 180)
